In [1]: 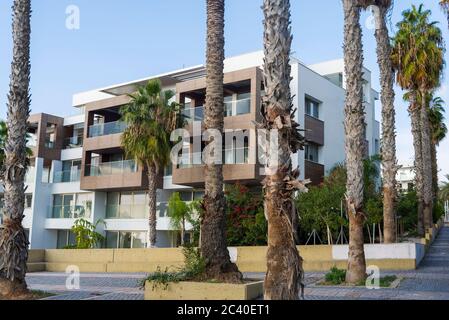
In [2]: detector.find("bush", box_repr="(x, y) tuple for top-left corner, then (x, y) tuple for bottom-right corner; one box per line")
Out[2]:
(142, 245), (206, 290)
(397, 191), (418, 234)
(324, 267), (346, 285)
(226, 184), (267, 246)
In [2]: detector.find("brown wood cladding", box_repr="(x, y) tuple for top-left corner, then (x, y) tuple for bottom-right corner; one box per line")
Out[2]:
(304, 115), (324, 146)
(304, 160), (325, 186)
(28, 113), (64, 165)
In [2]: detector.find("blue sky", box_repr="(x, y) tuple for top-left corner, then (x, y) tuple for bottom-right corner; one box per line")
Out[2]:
(0, 0), (448, 179)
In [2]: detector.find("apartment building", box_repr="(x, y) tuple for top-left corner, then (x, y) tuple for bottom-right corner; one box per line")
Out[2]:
(0, 51), (380, 249)
(396, 164), (416, 193)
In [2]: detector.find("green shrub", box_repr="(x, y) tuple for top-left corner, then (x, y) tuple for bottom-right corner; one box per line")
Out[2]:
(324, 267), (346, 285)
(397, 191), (418, 234)
(141, 245), (206, 290)
(226, 184), (267, 246)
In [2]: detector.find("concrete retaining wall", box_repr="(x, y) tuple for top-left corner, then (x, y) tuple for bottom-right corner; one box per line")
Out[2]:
(27, 217), (445, 273)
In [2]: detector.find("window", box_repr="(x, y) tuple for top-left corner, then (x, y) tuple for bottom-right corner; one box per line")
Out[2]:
(305, 97), (320, 119)
(164, 165), (173, 177)
(25, 194), (32, 209)
(305, 144), (319, 163)
(106, 191), (148, 219)
(57, 230), (76, 249)
(105, 231), (147, 248)
(51, 193), (92, 218)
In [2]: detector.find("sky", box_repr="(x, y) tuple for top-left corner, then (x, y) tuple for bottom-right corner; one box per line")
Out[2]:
(0, 0), (448, 181)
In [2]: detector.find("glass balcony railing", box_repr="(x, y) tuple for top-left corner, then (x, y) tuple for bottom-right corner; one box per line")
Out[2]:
(181, 106), (204, 122)
(88, 121), (127, 138)
(182, 97), (251, 123)
(63, 136), (84, 149)
(48, 205), (91, 219)
(53, 169), (81, 183)
(177, 147), (249, 169)
(86, 159), (137, 177)
(105, 202), (169, 219)
(225, 97), (251, 117)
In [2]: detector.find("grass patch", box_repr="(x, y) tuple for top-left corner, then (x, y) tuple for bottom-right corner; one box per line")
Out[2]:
(379, 275), (398, 288)
(324, 267), (346, 285)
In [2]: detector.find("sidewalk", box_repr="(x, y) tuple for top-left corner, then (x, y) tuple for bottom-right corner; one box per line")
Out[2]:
(26, 227), (449, 300)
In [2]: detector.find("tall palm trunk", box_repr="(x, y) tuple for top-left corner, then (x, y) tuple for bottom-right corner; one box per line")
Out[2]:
(420, 92), (434, 230)
(0, 0), (31, 297)
(373, 3), (398, 244)
(201, 0), (241, 281)
(342, 0), (367, 284)
(262, 0), (305, 300)
(409, 98), (425, 236)
(146, 163), (157, 247)
(431, 143), (439, 202)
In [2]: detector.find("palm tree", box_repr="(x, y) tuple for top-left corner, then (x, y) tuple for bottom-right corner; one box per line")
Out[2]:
(341, 0), (367, 284)
(428, 95), (447, 198)
(262, 0), (306, 300)
(392, 4), (445, 232)
(440, 0), (449, 27)
(0, 0), (32, 297)
(0, 121), (7, 168)
(200, 0), (241, 281)
(366, 0), (399, 243)
(120, 80), (180, 248)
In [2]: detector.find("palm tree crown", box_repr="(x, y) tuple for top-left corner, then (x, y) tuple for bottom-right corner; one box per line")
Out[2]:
(120, 80), (180, 173)
(428, 96), (448, 145)
(392, 4), (445, 92)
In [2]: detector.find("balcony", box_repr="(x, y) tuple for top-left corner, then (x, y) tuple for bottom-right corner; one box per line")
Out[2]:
(173, 147), (258, 187)
(53, 169), (81, 183)
(178, 147), (249, 169)
(48, 205), (91, 219)
(305, 115), (324, 146)
(63, 136), (84, 149)
(88, 121), (127, 138)
(304, 160), (325, 186)
(181, 98), (251, 123)
(86, 160), (137, 177)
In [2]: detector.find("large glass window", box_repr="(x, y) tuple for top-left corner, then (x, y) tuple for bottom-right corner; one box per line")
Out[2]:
(105, 231), (147, 248)
(106, 192), (148, 219)
(51, 193), (92, 219)
(236, 92), (251, 115)
(57, 230), (76, 249)
(305, 97), (320, 119)
(305, 144), (320, 163)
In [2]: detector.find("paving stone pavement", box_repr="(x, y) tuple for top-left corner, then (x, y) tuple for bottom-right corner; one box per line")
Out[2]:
(27, 227), (449, 300)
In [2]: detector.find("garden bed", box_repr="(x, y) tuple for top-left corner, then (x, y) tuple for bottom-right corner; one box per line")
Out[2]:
(144, 279), (264, 300)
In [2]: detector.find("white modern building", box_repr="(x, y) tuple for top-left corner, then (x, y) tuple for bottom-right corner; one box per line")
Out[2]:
(0, 51), (380, 249)
(396, 164), (416, 193)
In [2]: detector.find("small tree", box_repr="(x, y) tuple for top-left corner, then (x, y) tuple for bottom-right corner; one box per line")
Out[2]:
(168, 193), (196, 246)
(69, 218), (105, 249)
